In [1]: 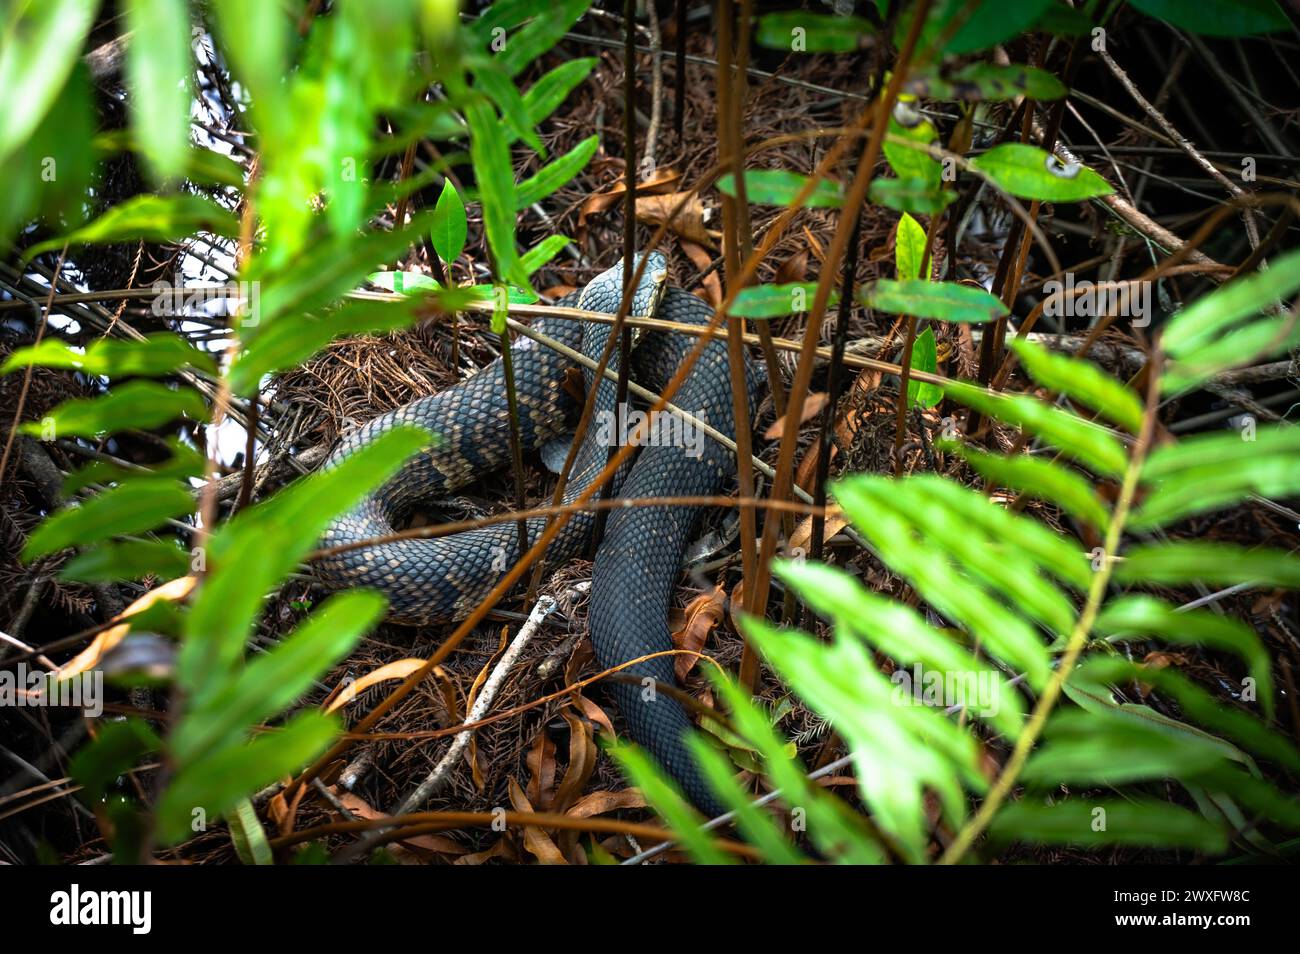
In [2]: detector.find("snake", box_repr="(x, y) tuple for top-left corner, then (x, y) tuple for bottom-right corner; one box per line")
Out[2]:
(314, 253), (758, 815)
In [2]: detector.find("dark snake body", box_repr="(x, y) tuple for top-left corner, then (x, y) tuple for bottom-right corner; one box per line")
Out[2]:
(316, 258), (758, 814)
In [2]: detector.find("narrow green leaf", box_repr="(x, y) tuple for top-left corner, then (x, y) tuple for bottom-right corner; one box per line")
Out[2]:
(970, 143), (1113, 202)
(1116, 542), (1300, 590)
(1145, 424), (1300, 480)
(229, 797), (273, 865)
(1072, 657), (1300, 772)
(989, 799), (1227, 852)
(610, 743), (734, 865)
(687, 736), (806, 864)
(0, 0), (98, 162)
(718, 170), (843, 209)
(1163, 312), (1300, 396)
(1135, 439), (1300, 530)
(515, 134), (598, 209)
(1096, 595), (1275, 717)
(521, 235), (570, 274)
(708, 671), (883, 863)
(902, 471), (1092, 589)
(492, 0), (591, 78)
(1009, 337), (1145, 434)
(906, 327), (942, 408)
(23, 194), (239, 261)
(941, 439), (1111, 529)
(1128, 0), (1288, 36)
(210, 0), (291, 142)
(1063, 672), (1257, 770)
(21, 381), (208, 439)
(1162, 249), (1300, 356)
(430, 179), (468, 265)
(523, 58), (597, 127)
(473, 60), (545, 156)
(253, 209), (438, 326)
(125, 0), (192, 182)
(231, 298), (424, 396)
(744, 615), (979, 861)
(3, 332), (217, 378)
(69, 718), (161, 804)
(944, 380), (1129, 478)
(774, 557), (1025, 739)
(61, 438), (203, 497)
(155, 711), (340, 846)
(1025, 710), (1230, 785)
(864, 280), (1007, 324)
(173, 591), (385, 764)
(869, 177), (955, 215)
(730, 282), (836, 318)
(366, 272), (440, 294)
(60, 539), (191, 583)
(179, 425), (430, 699)
(24, 479), (194, 560)
(894, 212), (928, 283)
(755, 12), (875, 52)
(464, 97), (528, 287)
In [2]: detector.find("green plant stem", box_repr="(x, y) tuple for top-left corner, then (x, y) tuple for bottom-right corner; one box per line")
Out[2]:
(938, 355), (1161, 865)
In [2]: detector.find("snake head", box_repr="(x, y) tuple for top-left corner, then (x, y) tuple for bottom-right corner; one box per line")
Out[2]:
(587, 252), (669, 319)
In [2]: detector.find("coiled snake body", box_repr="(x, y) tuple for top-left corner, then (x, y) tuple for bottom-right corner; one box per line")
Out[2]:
(316, 254), (758, 814)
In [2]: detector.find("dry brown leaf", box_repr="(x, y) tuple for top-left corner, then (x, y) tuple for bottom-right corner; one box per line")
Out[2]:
(802, 225), (825, 264)
(526, 729), (558, 810)
(680, 240), (722, 306)
(728, 580), (745, 635)
(788, 508), (849, 553)
(635, 192), (719, 248)
(579, 167), (682, 226)
(764, 391), (829, 441)
(573, 694), (615, 736)
(54, 575), (196, 681)
(671, 585), (726, 681)
(552, 711), (597, 816)
(567, 788), (649, 818)
(775, 249), (809, 284)
(507, 777), (568, 865)
(324, 658), (425, 713)
(453, 839), (514, 865)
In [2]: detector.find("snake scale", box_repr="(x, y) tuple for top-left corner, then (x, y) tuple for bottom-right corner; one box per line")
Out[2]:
(315, 254), (759, 815)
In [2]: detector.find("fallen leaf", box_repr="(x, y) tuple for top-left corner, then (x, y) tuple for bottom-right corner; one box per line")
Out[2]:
(671, 585), (726, 680)
(324, 658), (425, 713)
(55, 575), (196, 681)
(579, 167), (682, 227)
(567, 788), (648, 818)
(775, 250), (808, 284)
(680, 240), (722, 305)
(764, 391), (829, 441)
(787, 507), (849, 553)
(507, 777), (568, 865)
(552, 711), (597, 816)
(526, 729), (558, 811)
(636, 192), (719, 248)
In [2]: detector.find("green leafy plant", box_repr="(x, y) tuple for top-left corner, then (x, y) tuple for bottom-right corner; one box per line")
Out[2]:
(626, 248), (1300, 863)
(2, 0), (600, 859)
